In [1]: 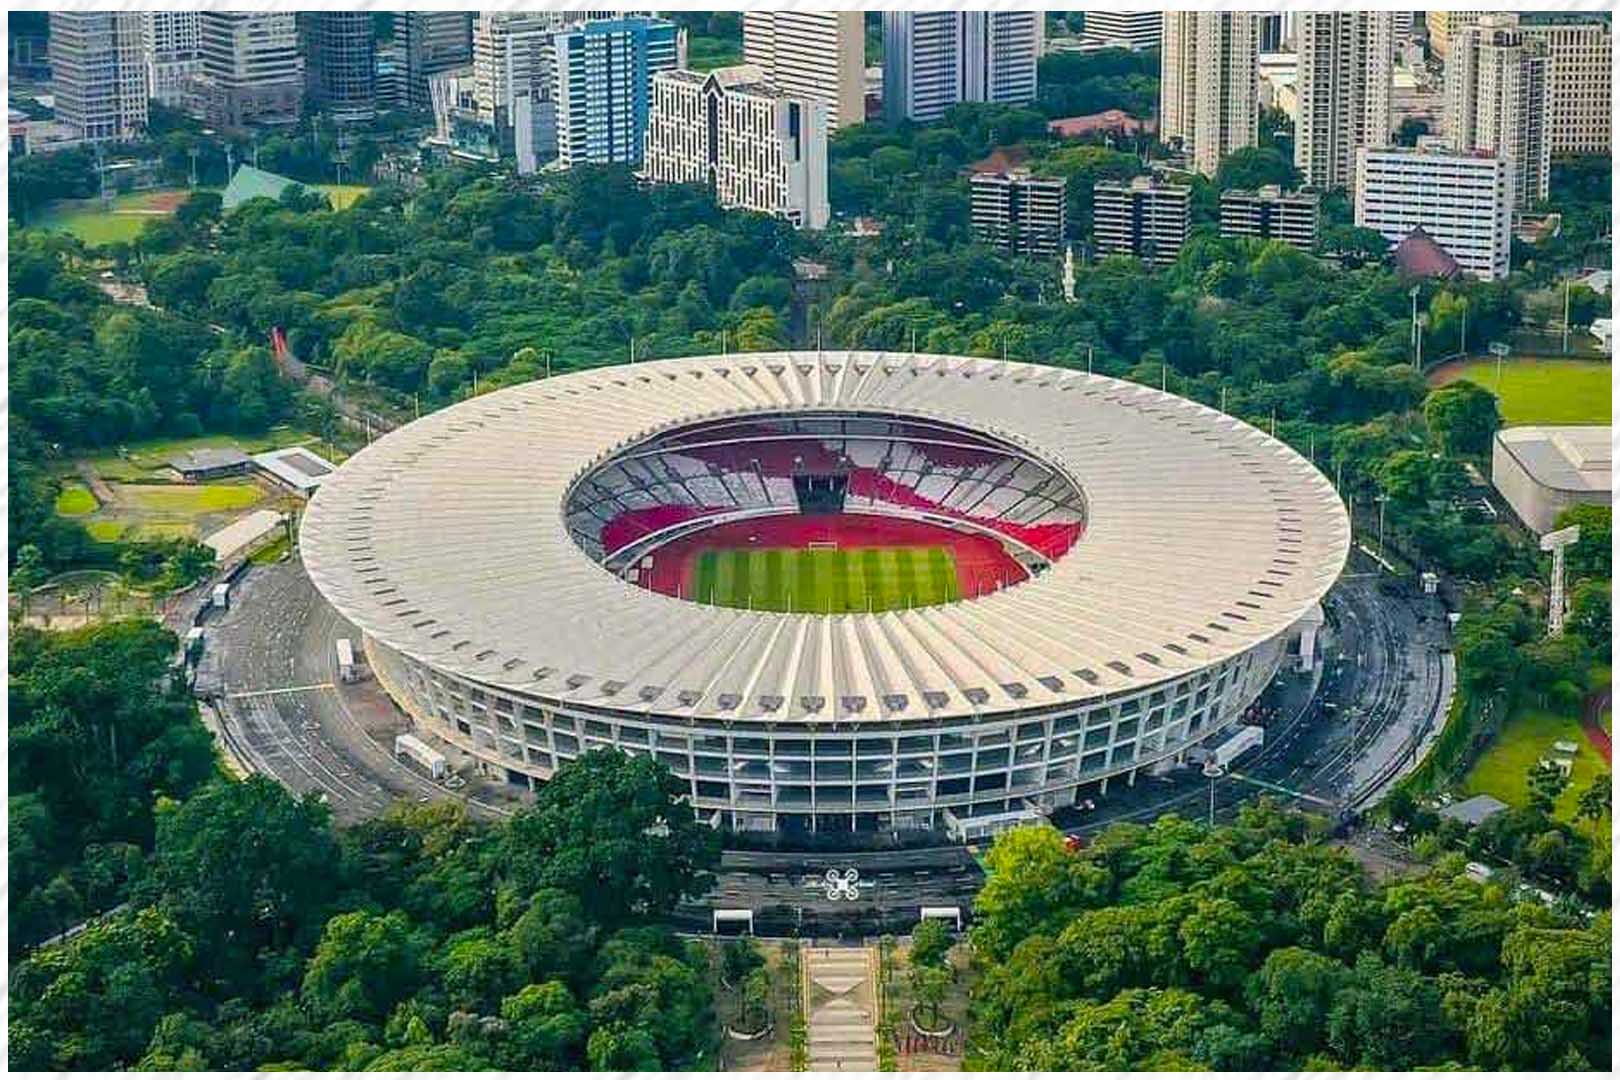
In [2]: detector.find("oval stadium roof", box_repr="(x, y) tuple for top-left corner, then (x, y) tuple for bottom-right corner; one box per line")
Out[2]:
(300, 352), (1350, 724)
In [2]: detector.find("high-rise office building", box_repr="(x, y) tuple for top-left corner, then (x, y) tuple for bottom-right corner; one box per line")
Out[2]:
(143, 12), (201, 110)
(883, 11), (1042, 124)
(49, 12), (148, 143)
(302, 12), (375, 122)
(1446, 16), (1550, 208)
(473, 12), (567, 171)
(1521, 21), (1612, 155)
(969, 170), (1068, 257)
(401, 11), (473, 110)
(1295, 12), (1393, 191)
(198, 12), (303, 127)
(552, 16), (680, 169)
(644, 64), (829, 230)
(742, 12), (864, 131)
(1079, 11), (1162, 51)
(1258, 13), (1290, 53)
(1355, 143), (1512, 280)
(1093, 176), (1191, 265)
(1160, 12), (1260, 177)
(1220, 185), (1320, 250)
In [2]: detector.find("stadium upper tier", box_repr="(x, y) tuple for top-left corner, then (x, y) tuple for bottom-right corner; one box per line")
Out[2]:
(301, 352), (1350, 726)
(564, 411), (1088, 567)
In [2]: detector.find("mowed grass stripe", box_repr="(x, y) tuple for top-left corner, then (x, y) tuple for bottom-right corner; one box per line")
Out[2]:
(690, 545), (961, 613)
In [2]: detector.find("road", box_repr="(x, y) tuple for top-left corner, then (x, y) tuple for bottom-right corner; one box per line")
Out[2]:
(198, 550), (1451, 917)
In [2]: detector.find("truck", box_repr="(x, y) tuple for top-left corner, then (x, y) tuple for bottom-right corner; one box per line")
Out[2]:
(1208, 724), (1265, 770)
(336, 637), (356, 683)
(394, 733), (447, 780)
(211, 582), (230, 610)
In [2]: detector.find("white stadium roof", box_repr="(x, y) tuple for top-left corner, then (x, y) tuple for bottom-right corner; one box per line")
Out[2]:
(301, 352), (1350, 724)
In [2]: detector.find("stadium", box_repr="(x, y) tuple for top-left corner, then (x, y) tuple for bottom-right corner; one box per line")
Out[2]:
(301, 351), (1350, 840)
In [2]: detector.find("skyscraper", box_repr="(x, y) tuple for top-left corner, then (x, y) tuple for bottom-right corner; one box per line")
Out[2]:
(1295, 12), (1393, 191)
(473, 12), (565, 171)
(401, 11), (473, 110)
(552, 16), (680, 169)
(1446, 16), (1550, 208)
(302, 12), (375, 122)
(1425, 10), (1502, 60)
(643, 64), (829, 229)
(49, 12), (147, 142)
(198, 12), (303, 128)
(143, 12), (201, 110)
(742, 12), (864, 131)
(882, 11), (1042, 124)
(1160, 12), (1259, 177)
(1521, 21), (1612, 156)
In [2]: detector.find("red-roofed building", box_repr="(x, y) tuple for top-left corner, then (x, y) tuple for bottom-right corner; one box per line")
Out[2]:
(1047, 109), (1154, 140)
(1392, 227), (1462, 280)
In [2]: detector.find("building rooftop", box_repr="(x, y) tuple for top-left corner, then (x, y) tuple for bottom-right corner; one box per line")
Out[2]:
(300, 352), (1349, 725)
(1494, 425), (1613, 496)
(1393, 227), (1462, 280)
(1438, 793), (1510, 826)
(1047, 110), (1153, 138)
(169, 446), (252, 474)
(253, 445), (338, 494)
(221, 164), (301, 210)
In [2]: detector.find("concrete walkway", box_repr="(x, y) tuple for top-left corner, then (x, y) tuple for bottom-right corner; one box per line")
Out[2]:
(804, 946), (877, 1071)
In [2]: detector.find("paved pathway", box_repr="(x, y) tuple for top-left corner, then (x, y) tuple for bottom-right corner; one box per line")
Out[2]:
(804, 946), (877, 1071)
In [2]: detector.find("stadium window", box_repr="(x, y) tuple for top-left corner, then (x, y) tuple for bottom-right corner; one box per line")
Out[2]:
(815, 761), (852, 781)
(553, 732), (579, 754)
(857, 737), (894, 756)
(1050, 735), (1078, 758)
(940, 752), (973, 774)
(938, 732), (971, 751)
(1053, 713), (1081, 735)
(1017, 721), (1045, 740)
(978, 729), (1010, 747)
(1112, 742), (1137, 764)
(1011, 767), (1041, 789)
(619, 726), (648, 744)
(696, 780), (729, 799)
(658, 733), (688, 750)
(815, 739), (853, 756)
(1015, 742), (1043, 764)
(656, 751), (689, 774)
(937, 777), (970, 796)
(586, 719), (612, 737)
(1081, 750), (1107, 773)
(733, 736), (768, 754)
(775, 738), (810, 755)
(976, 748), (1010, 770)
(777, 786), (812, 806)
(1119, 697), (1142, 717)
(695, 756), (727, 776)
(1084, 728), (1111, 750)
(1116, 718), (1139, 740)
(899, 735), (934, 753)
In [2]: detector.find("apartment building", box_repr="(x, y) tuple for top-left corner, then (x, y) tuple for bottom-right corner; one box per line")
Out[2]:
(1220, 186), (1320, 250)
(969, 170), (1067, 258)
(1161, 12), (1260, 177)
(473, 12), (566, 172)
(1093, 176), (1191, 266)
(1446, 16), (1550, 208)
(1355, 143), (1512, 280)
(1521, 21), (1612, 155)
(49, 12), (148, 143)
(741, 12), (863, 132)
(883, 11), (1042, 124)
(643, 64), (829, 230)
(198, 12), (304, 127)
(1426, 10), (1503, 60)
(1079, 11), (1163, 51)
(143, 12), (202, 110)
(1295, 12), (1393, 191)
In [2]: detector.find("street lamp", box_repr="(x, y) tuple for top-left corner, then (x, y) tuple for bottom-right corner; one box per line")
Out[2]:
(1202, 760), (1224, 827)
(1488, 340), (1510, 392)
(1409, 284), (1421, 361)
(1414, 313), (1428, 371)
(1375, 493), (1390, 565)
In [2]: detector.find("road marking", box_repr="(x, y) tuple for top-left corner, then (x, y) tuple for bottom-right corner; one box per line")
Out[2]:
(225, 683), (335, 699)
(1226, 771), (1339, 807)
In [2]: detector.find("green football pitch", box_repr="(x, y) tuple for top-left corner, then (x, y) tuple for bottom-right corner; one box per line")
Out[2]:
(690, 546), (962, 613)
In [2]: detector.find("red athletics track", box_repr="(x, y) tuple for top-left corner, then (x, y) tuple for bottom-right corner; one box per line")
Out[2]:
(633, 513), (1030, 601)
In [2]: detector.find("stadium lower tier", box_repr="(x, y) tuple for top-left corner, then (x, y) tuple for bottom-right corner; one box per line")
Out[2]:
(630, 513), (1030, 610)
(365, 632), (1291, 839)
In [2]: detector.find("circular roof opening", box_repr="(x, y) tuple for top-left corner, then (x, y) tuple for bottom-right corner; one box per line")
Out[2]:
(563, 410), (1088, 613)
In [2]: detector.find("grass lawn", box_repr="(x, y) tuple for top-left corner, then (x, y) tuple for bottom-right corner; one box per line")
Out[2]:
(54, 483), (98, 516)
(33, 188), (199, 246)
(691, 545), (961, 613)
(117, 482), (264, 515)
(1463, 706), (1606, 823)
(79, 428), (343, 482)
(129, 521), (198, 541)
(1431, 357), (1611, 425)
(316, 184), (371, 210)
(85, 521), (127, 543)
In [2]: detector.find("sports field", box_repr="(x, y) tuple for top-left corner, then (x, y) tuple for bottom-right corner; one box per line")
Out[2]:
(34, 188), (196, 245)
(691, 545), (961, 613)
(1429, 356), (1611, 425)
(1464, 706), (1606, 824)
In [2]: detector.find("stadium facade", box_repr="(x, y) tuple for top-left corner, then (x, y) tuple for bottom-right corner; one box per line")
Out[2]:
(301, 352), (1349, 839)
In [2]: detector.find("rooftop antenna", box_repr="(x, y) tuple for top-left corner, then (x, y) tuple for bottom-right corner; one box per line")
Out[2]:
(1540, 524), (1581, 637)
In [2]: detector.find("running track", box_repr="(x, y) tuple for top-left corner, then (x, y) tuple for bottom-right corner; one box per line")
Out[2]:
(1581, 686), (1611, 765)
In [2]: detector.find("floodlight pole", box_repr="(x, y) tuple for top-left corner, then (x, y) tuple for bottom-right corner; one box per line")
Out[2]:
(1540, 524), (1581, 637)
(1562, 278), (1572, 355)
